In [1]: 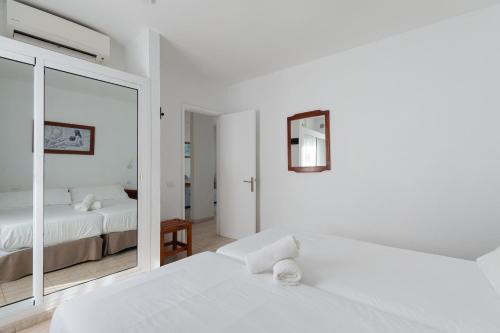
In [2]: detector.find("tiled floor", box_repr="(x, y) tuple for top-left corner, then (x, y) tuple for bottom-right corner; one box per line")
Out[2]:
(15, 320), (51, 333)
(9, 219), (234, 333)
(163, 218), (234, 263)
(192, 218), (233, 252)
(0, 249), (137, 307)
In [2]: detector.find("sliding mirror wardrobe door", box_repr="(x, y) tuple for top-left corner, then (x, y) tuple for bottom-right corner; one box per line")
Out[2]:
(0, 57), (34, 306)
(43, 68), (138, 295)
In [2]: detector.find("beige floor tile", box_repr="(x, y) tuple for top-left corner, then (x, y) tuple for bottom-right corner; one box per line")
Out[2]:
(1, 275), (33, 304)
(84, 251), (137, 277)
(44, 264), (93, 293)
(17, 320), (50, 333)
(0, 276), (54, 306)
(0, 310), (53, 333)
(0, 252), (137, 306)
(44, 251), (137, 294)
(0, 288), (6, 307)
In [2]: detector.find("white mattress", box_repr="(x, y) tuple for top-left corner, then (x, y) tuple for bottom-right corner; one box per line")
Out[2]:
(94, 199), (137, 234)
(217, 229), (500, 333)
(51, 252), (441, 333)
(0, 205), (103, 252)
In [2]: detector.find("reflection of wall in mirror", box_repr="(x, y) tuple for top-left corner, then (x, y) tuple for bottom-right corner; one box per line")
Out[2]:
(43, 80), (138, 189)
(303, 116), (325, 134)
(290, 116), (326, 167)
(0, 69), (138, 191)
(0, 62), (34, 192)
(299, 126), (326, 167)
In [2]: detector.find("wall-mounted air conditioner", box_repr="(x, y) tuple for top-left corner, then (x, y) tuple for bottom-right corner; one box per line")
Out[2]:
(6, 0), (110, 63)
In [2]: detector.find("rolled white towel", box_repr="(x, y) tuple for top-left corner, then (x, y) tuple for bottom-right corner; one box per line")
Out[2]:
(90, 201), (102, 210)
(273, 259), (302, 286)
(73, 194), (95, 212)
(245, 235), (300, 274)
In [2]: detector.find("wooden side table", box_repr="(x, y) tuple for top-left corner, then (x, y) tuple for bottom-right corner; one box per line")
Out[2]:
(160, 219), (192, 266)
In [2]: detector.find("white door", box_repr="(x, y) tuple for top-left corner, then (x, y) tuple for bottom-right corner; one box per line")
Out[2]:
(218, 110), (257, 239)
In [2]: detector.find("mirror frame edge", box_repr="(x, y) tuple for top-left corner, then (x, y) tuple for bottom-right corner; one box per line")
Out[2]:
(287, 109), (331, 173)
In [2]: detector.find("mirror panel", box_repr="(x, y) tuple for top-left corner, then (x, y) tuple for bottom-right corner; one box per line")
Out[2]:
(0, 57), (34, 306)
(43, 68), (138, 295)
(288, 110), (331, 172)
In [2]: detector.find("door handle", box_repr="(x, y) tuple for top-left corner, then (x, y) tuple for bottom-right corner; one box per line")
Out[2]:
(243, 177), (256, 192)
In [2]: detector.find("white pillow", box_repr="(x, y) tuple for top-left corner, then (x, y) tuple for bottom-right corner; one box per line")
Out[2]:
(477, 246), (500, 294)
(0, 190), (33, 210)
(70, 184), (127, 202)
(0, 188), (72, 210)
(45, 188), (71, 206)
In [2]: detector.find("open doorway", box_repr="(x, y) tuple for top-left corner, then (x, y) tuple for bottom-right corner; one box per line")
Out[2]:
(184, 110), (217, 222)
(182, 106), (233, 254)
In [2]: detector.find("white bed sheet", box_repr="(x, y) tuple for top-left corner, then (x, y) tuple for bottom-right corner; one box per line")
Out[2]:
(94, 199), (137, 234)
(51, 252), (441, 333)
(217, 229), (500, 333)
(0, 205), (103, 252)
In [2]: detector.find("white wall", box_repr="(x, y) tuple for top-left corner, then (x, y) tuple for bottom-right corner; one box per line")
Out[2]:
(122, 28), (162, 268)
(0, 60), (33, 192)
(160, 38), (226, 220)
(124, 30), (150, 77)
(44, 71), (137, 189)
(106, 39), (126, 71)
(226, 5), (500, 260)
(191, 113), (216, 220)
(0, 65), (137, 192)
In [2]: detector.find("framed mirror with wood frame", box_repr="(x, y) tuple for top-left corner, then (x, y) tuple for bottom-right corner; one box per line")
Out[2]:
(287, 110), (331, 173)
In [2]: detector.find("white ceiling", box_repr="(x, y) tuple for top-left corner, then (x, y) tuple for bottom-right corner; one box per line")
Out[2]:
(20, 0), (500, 83)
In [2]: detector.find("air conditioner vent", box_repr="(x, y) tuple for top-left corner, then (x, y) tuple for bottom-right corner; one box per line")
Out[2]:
(6, 0), (110, 62)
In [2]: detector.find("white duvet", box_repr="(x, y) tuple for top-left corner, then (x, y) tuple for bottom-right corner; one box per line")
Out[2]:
(94, 198), (137, 234)
(0, 205), (103, 252)
(217, 229), (500, 333)
(51, 252), (441, 333)
(0, 199), (137, 252)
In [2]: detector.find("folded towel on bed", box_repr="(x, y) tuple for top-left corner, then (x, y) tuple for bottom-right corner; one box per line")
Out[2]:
(273, 259), (302, 286)
(73, 194), (95, 212)
(245, 235), (300, 274)
(90, 201), (102, 210)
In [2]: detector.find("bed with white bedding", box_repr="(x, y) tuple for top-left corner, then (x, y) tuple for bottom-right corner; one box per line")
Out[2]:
(0, 188), (104, 252)
(0, 186), (137, 252)
(217, 228), (500, 333)
(51, 252), (442, 333)
(0, 205), (103, 252)
(0, 185), (137, 282)
(70, 185), (138, 255)
(94, 198), (137, 254)
(0, 205), (105, 283)
(95, 198), (137, 234)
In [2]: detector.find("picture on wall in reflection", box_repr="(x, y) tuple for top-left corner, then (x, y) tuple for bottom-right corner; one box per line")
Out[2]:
(43, 121), (95, 155)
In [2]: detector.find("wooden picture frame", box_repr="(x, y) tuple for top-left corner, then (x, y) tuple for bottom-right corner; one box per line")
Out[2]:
(43, 121), (95, 155)
(287, 110), (331, 173)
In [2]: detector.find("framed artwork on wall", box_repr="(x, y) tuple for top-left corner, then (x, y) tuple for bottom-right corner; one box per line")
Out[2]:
(43, 121), (95, 155)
